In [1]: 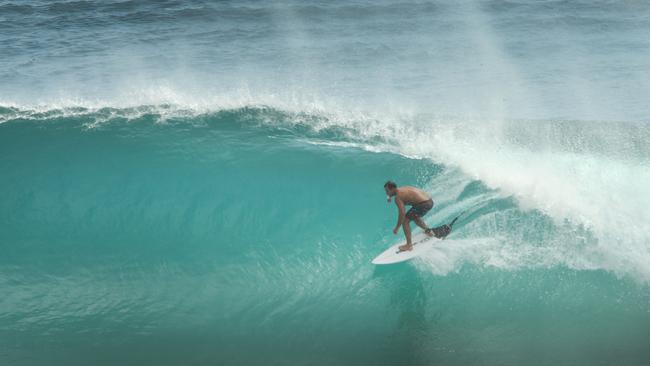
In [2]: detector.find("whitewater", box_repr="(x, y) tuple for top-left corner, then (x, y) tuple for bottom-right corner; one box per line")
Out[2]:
(1, 1), (649, 365)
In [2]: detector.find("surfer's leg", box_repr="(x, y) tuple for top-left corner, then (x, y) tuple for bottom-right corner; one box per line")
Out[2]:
(398, 218), (413, 251)
(413, 200), (434, 236)
(413, 216), (433, 236)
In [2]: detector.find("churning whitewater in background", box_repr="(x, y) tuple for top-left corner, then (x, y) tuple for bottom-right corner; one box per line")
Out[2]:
(1, 1), (650, 365)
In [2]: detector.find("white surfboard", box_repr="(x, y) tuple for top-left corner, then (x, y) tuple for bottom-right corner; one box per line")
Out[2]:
(372, 231), (441, 265)
(371, 214), (464, 265)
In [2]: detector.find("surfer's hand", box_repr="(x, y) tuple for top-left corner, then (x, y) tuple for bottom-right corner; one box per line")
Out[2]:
(392, 227), (399, 234)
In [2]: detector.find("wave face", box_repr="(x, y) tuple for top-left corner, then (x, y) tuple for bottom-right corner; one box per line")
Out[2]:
(2, 0), (650, 365)
(1, 107), (649, 365)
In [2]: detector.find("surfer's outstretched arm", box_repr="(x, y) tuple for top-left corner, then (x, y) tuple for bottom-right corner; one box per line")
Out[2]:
(392, 197), (406, 234)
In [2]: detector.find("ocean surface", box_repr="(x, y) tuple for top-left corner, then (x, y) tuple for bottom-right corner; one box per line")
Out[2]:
(1, 1), (650, 365)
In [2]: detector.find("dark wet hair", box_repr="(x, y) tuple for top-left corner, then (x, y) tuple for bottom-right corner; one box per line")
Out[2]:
(384, 181), (397, 189)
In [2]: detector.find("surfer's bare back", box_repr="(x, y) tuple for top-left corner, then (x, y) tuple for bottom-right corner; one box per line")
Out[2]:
(384, 181), (435, 252)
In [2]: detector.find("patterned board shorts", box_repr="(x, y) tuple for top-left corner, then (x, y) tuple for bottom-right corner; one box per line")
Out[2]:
(405, 199), (433, 220)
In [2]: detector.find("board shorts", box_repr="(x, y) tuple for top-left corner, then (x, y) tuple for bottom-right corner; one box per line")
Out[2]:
(405, 199), (433, 220)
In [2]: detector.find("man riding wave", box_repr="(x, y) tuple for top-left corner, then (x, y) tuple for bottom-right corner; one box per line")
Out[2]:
(384, 181), (436, 252)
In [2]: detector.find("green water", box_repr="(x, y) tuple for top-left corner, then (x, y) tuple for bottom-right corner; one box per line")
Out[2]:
(1, 108), (649, 366)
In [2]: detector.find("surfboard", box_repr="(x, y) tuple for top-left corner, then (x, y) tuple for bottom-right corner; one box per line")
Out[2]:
(371, 215), (461, 265)
(371, 232), (441, 265)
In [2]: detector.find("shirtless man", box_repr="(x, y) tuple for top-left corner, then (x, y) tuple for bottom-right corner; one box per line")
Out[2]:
(384, 181), (435, 252)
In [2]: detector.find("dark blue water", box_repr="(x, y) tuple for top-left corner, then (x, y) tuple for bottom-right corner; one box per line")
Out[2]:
(1, 1), (650, 365)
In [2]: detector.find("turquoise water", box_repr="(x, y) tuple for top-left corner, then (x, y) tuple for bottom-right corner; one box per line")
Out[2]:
(2, 107), (649, 365)
(2, 1), (650, 365)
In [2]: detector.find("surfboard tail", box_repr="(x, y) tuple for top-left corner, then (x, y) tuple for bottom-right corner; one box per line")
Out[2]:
(428, 211), (466, 239)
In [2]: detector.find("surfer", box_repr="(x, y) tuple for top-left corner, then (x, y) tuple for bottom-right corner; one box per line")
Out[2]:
(384, 181), (435, 252)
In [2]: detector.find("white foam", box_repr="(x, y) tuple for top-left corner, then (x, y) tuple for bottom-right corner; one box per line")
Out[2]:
(294, 113), (650, 280)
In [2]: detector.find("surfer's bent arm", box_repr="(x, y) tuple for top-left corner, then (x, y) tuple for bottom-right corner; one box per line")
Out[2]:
(393, 198), (406, 232)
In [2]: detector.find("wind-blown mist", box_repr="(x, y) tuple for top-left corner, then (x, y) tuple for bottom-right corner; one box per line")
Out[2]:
(2, 1), (650, 120)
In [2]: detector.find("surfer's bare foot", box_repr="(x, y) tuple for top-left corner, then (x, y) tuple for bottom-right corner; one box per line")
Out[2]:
(424, 228), (434, 237)
(398, 243), (413, 252)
